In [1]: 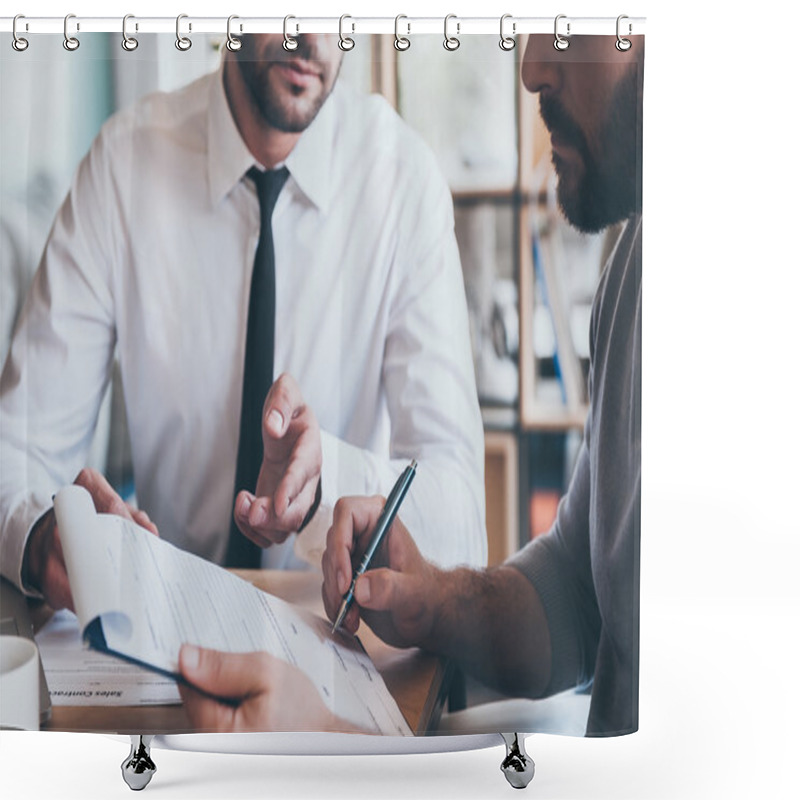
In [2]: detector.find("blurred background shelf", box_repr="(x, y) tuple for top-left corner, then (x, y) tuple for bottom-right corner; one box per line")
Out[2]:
(386, 35), (606, 561)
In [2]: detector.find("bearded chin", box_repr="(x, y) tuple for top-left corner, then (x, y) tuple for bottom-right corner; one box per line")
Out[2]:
(557, 153), (637, 234)
(255, 85), (324, 134)
(556, 67), (641, 233)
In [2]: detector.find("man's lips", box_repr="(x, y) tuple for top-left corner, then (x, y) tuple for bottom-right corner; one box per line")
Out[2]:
(273, 60), (322, 88)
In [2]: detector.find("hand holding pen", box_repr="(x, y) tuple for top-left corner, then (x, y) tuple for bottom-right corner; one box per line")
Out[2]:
(321, 470), (445, 649)
(331, 460), (417, 633)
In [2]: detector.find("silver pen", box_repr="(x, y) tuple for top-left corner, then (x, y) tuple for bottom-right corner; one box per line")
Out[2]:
(332, 460), (417, 634)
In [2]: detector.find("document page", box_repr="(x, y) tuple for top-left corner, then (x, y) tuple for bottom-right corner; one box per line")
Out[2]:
(53, 486), (411, 735)
(35, 610), (181, 706)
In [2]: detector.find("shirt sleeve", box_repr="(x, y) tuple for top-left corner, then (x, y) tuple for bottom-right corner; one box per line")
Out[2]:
(505, 433), (602, 696)
(307, 152), (487, 570)
(0, 127), (118, 593)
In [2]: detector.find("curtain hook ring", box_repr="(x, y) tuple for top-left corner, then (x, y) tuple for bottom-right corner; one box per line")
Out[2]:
(63, 13), (80, 51)
(122, 14), (139, 51)
(283, 15), (299, 51)
(12, 14), (29, 52)
(554, 14), (570, 51)
(394, 15), (410, 51)
(339, 14), (355, 51)
(226, 15), (242, 51)
(616, 15), (632, 51)
(176, 14), (192, 51)
(499, 14), (516, 51)
(443, 14), (460, 51)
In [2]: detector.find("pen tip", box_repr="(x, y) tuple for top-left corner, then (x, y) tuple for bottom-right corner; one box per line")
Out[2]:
(332, 605), (346, 635)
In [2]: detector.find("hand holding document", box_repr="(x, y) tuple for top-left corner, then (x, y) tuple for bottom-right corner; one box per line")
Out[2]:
(35, 609), (181, 707)
(52, 486), (411, 735)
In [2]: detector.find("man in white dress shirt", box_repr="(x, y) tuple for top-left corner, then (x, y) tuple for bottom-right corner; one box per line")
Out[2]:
(0, 34), (486, 610)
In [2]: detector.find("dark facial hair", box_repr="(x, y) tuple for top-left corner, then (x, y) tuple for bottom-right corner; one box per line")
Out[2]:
(235, 36), (342, 134)
(539, 66), (641, 232)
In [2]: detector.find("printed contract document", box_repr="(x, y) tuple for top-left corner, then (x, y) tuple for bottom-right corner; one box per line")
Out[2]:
(53, 485), (411, 735)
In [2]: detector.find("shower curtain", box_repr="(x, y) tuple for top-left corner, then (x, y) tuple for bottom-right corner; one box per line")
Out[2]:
(0, 18), (643, 745)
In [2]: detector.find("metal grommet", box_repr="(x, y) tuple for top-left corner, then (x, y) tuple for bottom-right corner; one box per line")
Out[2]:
(226, 15), (241, 52)
(554, 14), (570, 51)
(394, 15), (410, 51)
(443, 14), (460, 51)
(63, 13), (80, 51)
(176, 14), (192, 51)
(616, 14), (632, 52)
(121, 14), (139, 51)
(12, 14), (29, 52)
(499, 13), (515, 51)
(339, 14), (355, 51)
(283, 15), (298, 51)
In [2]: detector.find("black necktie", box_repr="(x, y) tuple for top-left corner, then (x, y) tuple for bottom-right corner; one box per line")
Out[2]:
(226, 166), (290, 568)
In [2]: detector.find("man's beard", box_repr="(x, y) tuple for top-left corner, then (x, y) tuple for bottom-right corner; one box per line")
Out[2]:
(235, 36), (341, 134)
(539, 67), (641, 233)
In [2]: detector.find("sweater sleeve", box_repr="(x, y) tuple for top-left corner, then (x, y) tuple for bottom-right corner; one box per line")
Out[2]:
(505, 433), (601, 696)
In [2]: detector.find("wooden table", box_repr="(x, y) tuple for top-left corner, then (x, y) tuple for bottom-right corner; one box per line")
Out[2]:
(39, 570), (449, 736)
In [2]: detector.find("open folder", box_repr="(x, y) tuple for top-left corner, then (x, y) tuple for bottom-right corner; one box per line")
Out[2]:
(53, 485), (411, 735)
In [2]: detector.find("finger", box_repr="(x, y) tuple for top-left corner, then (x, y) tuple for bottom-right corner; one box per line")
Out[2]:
(273, 428), (321, 517)
(49, 534), (74, 610)
(233, 491), (255, 533)
(269, 480), (317, 533)
(322, 562), (361, 635)
(331, 604), (360, 636)
(320, 547), (341, 619)
(323, 497), (388, 628)
(353, 568), (408, 613)
(321, 549), (357, 626)
(384, 515), (418, 571)
(179, 644), (274, 700)
(74, 467), (133, 521)
(129, 507), (159, 536)
(328, 496), (386, 581)
(42, 556), (75, 612)
(324, 504), (355, 605)
(34, 520), (75, 612)
(245, 496), (292, 546)
(341, 602), (361, 635)
(234, 493), (279, 547)
(243, 482), (319, 544)
(262, 374), (304, 441)
(178, 682), (236, 732)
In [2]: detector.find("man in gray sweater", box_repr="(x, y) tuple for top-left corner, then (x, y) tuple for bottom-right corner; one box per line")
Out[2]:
(177, 33), (643, 737)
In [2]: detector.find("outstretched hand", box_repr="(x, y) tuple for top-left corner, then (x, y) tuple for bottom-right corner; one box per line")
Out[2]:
(234, 373), (321, 548)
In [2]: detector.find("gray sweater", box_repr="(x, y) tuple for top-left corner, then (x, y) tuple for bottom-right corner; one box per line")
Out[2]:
(508, 214), (642, 736)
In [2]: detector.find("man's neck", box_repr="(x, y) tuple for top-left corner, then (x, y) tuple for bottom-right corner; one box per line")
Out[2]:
(222, 57), (300, 169)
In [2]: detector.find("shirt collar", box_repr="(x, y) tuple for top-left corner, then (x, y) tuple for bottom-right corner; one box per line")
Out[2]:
(207, 65), (255, 208)
(207, 64), (337, 213)
(284, 82), (337, 214)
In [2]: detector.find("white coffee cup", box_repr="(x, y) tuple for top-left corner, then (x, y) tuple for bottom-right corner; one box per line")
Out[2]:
(0, 635), (40, 730)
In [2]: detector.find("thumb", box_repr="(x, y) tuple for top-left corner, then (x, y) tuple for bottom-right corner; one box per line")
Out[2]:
(264, 407), (287, 439)
(354, 568), (410, 612)
(179, 644), (270, 700)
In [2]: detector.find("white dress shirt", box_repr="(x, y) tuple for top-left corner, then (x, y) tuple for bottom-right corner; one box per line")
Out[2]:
(0, 66), (486, 591)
